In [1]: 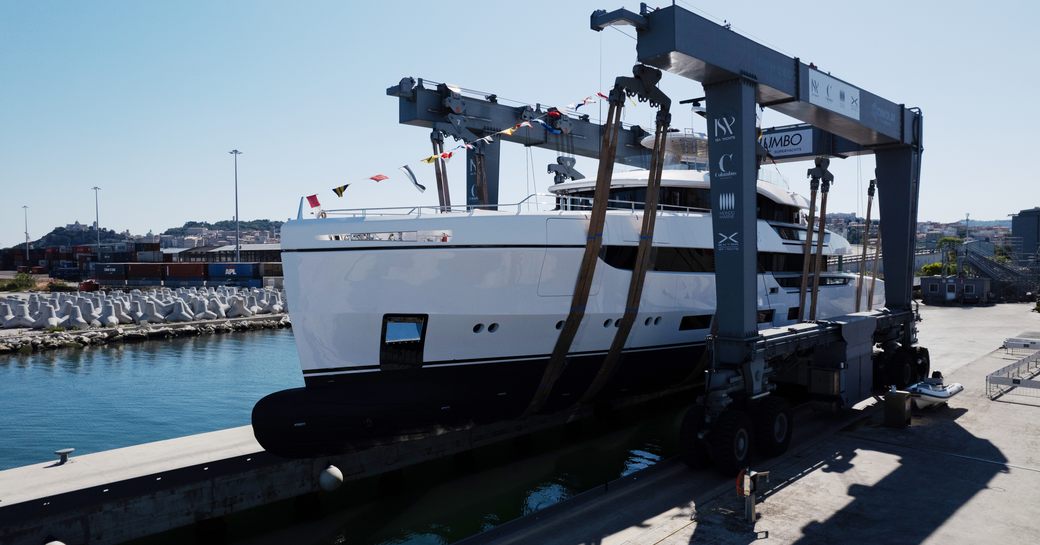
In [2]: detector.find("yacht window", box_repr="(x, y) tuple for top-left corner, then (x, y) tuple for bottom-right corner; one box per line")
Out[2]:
(679, 314), (712, 330)
(380, 314), (428, 370)
(757, 309), (775, 324)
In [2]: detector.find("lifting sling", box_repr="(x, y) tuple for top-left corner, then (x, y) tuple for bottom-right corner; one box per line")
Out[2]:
(525, 65), (670, 415)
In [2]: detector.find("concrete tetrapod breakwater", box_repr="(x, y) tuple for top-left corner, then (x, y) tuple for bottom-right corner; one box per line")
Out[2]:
(0, 286), (290, 354)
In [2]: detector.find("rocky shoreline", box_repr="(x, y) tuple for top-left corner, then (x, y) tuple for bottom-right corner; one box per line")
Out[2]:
(0, 314), (291, 355)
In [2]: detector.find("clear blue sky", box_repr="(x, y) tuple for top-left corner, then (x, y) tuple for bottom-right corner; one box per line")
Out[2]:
(2, 0), (1037, 248)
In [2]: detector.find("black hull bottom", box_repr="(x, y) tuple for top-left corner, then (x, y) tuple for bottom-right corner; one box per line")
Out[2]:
(252, 344), (705, 458)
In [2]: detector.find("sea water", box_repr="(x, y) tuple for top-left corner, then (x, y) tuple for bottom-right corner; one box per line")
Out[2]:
(0, 329), (302, 470)
(1, 330), (680, 544)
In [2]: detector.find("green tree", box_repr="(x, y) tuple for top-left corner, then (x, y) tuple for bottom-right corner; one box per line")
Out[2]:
(920, 262), (944, 276)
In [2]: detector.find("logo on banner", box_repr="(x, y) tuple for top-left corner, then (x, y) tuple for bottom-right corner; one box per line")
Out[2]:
(712, 114), (737, 143)
(717, 231), (740, 251)
(718, 192), (735, 219)
(760, 129), (812, 158)
(716, 153), (736, 178)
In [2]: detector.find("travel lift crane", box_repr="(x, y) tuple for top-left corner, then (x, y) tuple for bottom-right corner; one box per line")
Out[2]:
(387, 2), (927, 474)
(592, 3), (927, 473)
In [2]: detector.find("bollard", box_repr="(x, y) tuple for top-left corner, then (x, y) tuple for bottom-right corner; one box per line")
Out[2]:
(737, 468), (770, 523)
(54, 448), (74, 465)
(884, 387), (912, 428)
(319, 465), (344, 491)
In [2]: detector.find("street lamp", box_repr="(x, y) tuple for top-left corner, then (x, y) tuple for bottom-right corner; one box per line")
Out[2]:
(22, 205), (29, 262)
(229, 149), (243, 262)
(92, 186), (101, 262)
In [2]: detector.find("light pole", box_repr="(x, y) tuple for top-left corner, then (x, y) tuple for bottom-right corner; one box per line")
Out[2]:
(22, 205), (29, 262)
(229, 149), (243, 262)
(92, 186), (102, 262)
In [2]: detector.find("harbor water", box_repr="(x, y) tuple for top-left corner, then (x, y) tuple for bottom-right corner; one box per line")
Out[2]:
(1, 330), (682, 544)
(0, 329), (302, 470)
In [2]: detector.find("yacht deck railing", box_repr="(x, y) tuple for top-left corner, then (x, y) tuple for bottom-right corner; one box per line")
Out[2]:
(297, 194), (710, 220)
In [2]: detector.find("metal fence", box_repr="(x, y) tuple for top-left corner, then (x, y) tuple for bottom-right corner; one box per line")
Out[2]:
(986, 349), (1040, 400)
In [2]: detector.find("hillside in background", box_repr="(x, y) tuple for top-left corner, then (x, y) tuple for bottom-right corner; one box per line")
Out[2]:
(161, 219), (282, 237)
(10, 226), (127, 250)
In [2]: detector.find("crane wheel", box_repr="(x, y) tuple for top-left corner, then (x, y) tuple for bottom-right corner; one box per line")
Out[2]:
(678, 404), (710, 469)
(754, 396), (793, 457)
(708, 409), (753, 476)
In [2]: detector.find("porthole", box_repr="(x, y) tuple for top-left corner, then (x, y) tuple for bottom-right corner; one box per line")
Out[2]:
(473, 323), (484, 333)
(488, 323), (499, 333)
(603, 319), (613, 328)
(614, 319), (621, 327)
(654, 316), (662, 326)
(555, 320), (565, 330)
(644, 317), (652, 326)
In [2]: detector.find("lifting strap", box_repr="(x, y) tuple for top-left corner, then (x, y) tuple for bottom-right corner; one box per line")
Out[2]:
(524, 65), (671, 416)
(523, 96), (624, 416)
(580, 107), (670, 404)
(809, 177), (832, 320)
(797, 179), (819, 321)
(855, 179), (876, 312)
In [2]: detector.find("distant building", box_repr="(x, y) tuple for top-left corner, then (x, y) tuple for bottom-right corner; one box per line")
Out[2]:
(1011, 207), (1040, 262)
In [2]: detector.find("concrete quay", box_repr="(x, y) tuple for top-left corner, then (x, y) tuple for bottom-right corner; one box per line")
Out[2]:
(0, 383), (690, 545)
(466, 303), (1040, 545)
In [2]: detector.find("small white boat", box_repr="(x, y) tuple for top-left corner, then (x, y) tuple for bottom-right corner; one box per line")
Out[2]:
(907, 372), (963, 409)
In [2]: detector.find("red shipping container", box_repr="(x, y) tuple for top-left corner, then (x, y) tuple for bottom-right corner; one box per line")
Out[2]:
(126, 263), (163, 279)
(163, 262), (207, 278)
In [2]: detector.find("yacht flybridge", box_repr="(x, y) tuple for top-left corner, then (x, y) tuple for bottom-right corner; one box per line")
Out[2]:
(251, 137), (881, 456)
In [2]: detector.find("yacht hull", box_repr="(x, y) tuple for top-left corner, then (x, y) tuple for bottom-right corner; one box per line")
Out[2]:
(252, 342), (704, 457)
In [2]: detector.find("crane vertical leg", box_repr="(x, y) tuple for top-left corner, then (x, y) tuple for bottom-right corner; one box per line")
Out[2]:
(876, 144), (921, 318)
(705, 77), (761, 377)
(467, 139), (500, 208)
(430, 131), (451, 211)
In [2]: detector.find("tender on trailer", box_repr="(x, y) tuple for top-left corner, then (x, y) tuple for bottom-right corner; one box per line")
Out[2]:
(908, 373), (964, 409)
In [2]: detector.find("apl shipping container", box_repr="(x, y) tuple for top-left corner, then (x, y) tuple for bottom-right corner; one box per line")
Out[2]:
(207, 263), (259, 279)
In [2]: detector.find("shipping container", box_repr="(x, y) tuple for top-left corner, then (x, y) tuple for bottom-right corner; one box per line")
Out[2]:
(258, 262), (283, 277)
(134, 242), (161, 252)
(136, 251), (163, 263)
(98, 278), (126, 287)
(207, 262), (259, 278)
(127, 263), (163, 279)
(162, 262), (207, 278)
(95, 263), (127, 279)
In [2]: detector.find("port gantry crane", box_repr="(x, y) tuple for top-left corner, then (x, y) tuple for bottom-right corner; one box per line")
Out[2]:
(387, 2), (926, 474)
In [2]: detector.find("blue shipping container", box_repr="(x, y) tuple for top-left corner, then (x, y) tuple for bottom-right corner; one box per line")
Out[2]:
(218, 278), (262, 288)
(207, 263), (259, 278)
